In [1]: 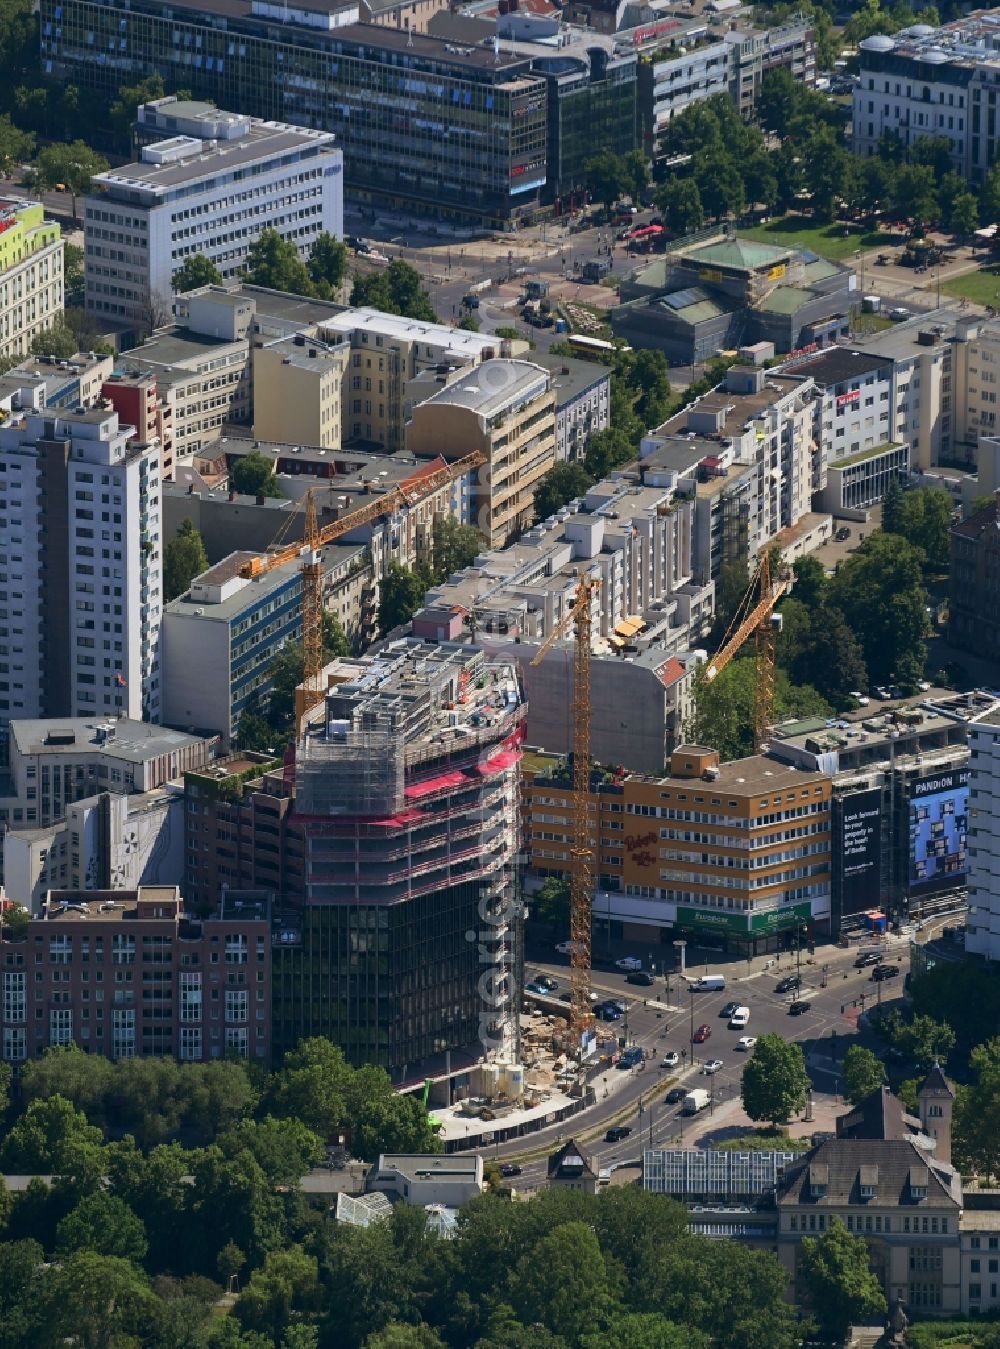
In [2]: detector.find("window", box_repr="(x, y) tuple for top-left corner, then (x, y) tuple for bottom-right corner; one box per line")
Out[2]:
(179, 1026), (202, 1061)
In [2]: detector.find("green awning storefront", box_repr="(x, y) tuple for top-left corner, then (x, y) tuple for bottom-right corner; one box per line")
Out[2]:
(676, 902), (813, 938)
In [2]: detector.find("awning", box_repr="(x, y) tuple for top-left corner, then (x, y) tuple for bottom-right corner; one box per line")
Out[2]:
(615, 616), (643, 638)
(478, 749), (521, 775)
(405, 770), (469, 799)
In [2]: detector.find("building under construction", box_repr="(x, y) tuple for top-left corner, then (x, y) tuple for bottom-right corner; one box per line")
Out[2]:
(184, 638), (526, 1075)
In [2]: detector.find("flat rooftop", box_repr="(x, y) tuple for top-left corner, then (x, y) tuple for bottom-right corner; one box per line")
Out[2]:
(10, 718), (207, 764)
(777, 348), (892, 386)
(94, 122), (335, 197)
(165, 540), (362, 621)
(320, 307), (505, 358)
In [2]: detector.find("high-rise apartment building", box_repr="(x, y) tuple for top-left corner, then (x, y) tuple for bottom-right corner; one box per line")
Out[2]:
(964, 703), (1000, 960)
(0, 407), (162, 726)
(0, 198), (64, 361)
(0, 886), (271, 1065)
(85, 97), (342, 326)
(184, 639), (525, 1074)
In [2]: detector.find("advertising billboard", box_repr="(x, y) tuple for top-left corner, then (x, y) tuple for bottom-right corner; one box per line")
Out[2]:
(908, 768), (969, 897)
(836, 788), (882, 918)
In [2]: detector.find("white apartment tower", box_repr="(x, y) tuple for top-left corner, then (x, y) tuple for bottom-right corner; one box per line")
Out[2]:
(965, 704), (1000, 961)
(0, 407), (162, 726)
(84, 97), (343, 326)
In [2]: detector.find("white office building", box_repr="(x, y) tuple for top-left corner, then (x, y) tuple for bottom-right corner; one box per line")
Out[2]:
(853, 16), (1000, 182)
(965, 704), (1000, 960)
(0, 408), (163, 725)
(84, 97), (343, 326)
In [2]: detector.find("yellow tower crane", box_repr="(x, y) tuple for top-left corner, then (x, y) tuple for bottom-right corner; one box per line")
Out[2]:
(530, 574), (599, 1035)
(236, 449), (487, 733)
(702, 549), (792, 748)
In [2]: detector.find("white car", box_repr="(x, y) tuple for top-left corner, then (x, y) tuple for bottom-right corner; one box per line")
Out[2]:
(849, 691), (870, 706)
(555, 941), (583, 956)
(729, 1006), (750, 1029)
(615, 956), (643, 971)
(736, 1036), (757, 1052)
(661, 1051), (680, 1068)
(702, 1058), (723, 1075)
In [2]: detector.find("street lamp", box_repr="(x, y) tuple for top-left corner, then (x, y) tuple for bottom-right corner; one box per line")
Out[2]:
(689, 986), (697, 1066)
(674, 939), (687, 976)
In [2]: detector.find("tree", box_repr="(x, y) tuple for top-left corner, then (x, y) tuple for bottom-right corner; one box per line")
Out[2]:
(351, 260), (437, 322)
(827, 532), (929, 686)
(33, 1251), (159, 1349)
(584, 151), (628, 209)
(29, 322), (78, 358)
(63, 241), (84, 305)
(843, 1046), (887, 1105)
(654, 177), (704, 237)
(0, 114), (33, 174)
(854, 154), (897, 221)
(799, 1218), (887, 1339)
(0, 1094), (104, 1175)
(893, 163), (939, 231)
(791, 555), (827, 610)
(266, 614), (350, 730)
(894, 1013), (956, 1068)
(535, 462), (594, 522)
(803, 125), (854, 221)
(366, 1326), (446, 1349)
(583, 425), (636, 479)
(983, 161), (1000, 226)
(230, 450), (282, 498)
(948, 189), (980, 239)
(307, 232), (349, 295)
(697, 151), (746, 220)
(378, 562), (432, 636)
(163, 518), (210, 600)
(801, 607), (870, 709)
(955, 1037), (1000, 1176)
(244, 228), (313, 296)
(220, 1116), (325, 1186)
(892, 486), (954, 572)
(688, 657), (830, 761)
(756, 68), (798, 135)
(709, 561), (751, 647)
(741, 1033), (809, 1126)
(456, 313), (480, 332)
(109, 73), (166, 150)
(173, 254), (223, 293)
(56, 1190), (148, 1263)
(533, 877), (570, 929)
(235, 1246), (321, 1341)
(882, 475), (905, 536)
(630, 349), (671, 429)
(511, 1222), (613, 1341)
(32, 141), (109, 221)
(431, 516), (484, 581)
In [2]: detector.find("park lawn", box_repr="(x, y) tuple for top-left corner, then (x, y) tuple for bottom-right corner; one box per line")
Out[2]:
(740, 215), (884, 261)
(941, 264), (1000, 307)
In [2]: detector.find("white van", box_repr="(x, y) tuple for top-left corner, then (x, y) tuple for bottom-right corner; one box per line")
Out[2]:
(692, 974), (726, 992)
(729, 1006), (750, 1028)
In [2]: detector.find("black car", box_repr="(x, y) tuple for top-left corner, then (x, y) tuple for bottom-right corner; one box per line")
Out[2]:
(605, 1125), (633, 1142)
(775, 976), (801, 995)
(872, 964), (900, 982)
(500, 1163), (522, 1178)
(720, 1001), (740, 1018)
(665, 1087), (687, 1105)
(854, 951), (882, 968)
(534, 974), (558, 992)
(788, 999), (811, 1016)
(626, 971), (655, 986)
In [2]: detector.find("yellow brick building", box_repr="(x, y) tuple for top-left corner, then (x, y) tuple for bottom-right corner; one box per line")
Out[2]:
(0, 199), (63, 360)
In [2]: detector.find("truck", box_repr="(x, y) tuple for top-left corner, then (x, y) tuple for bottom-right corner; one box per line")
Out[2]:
(683, 1088), (710, 1115)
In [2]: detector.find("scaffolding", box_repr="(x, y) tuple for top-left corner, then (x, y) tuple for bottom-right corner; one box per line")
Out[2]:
(296, 726), (405, 818)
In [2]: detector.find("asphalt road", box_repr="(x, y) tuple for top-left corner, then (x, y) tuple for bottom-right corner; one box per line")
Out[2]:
(496, 932), (925, 1188)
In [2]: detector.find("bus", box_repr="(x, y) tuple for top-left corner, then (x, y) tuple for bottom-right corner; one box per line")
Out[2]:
(566, 334), (630, 361)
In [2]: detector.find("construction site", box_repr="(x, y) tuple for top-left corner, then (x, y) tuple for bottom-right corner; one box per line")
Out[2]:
(610, 223), (856, 364)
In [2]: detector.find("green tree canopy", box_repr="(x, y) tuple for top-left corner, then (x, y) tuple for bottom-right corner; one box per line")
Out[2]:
(0, 113), (33, 174)
(535, 461), (594, 522)
(266, 613), (350, 731)
(164, 518), (210, 600)
(173, 253), (223, 292)
(31, 140), (109, 220)
(688, 658), (831, 761)
(55, 1190), (148, 1263)
(351, 260), (436, 322)
(511, 1222), (613, 1341)
(842, 1045), (887, 1105)
(654, 177), (704, 236)
(0, 1094), (104, 1175)
(583, 151), (629, 208)
(827, 532), (929, 686)
(741, 1033), (810, 1126)
(244, 229), (313, 296)
(431, 516), (484, 581)
(29, 322), (78, 358)
(533, 877), (570, 928)
(799, 1217), (887, 1338)
(378, 562), (432, 636)
(230, 450), (282, 499)
(308, 233), (349, 295)
(887, 485), (954, 572)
